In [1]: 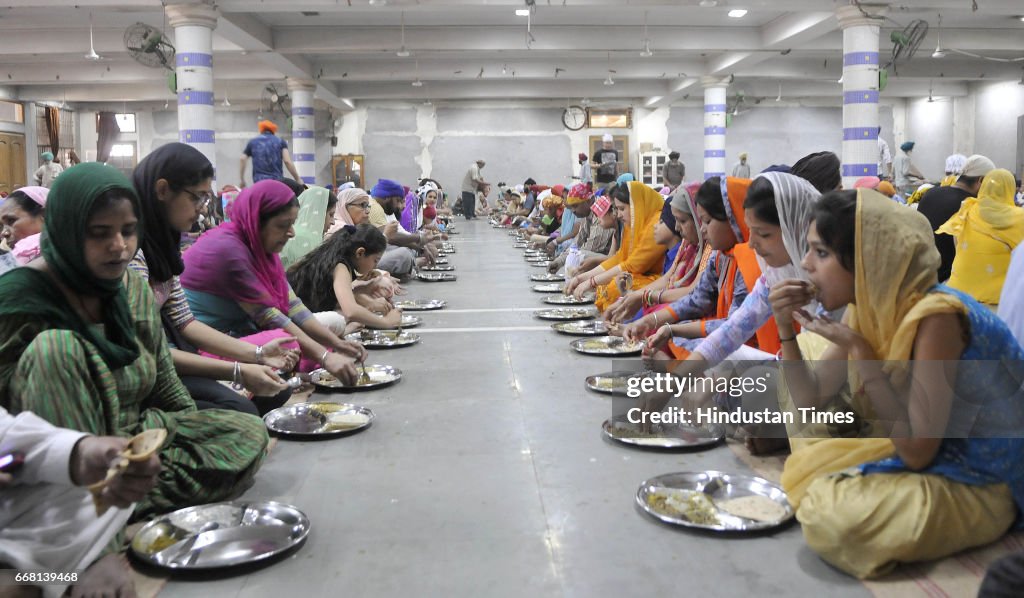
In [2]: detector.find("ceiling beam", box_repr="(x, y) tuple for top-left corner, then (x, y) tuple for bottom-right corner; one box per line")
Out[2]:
(216, 12), (349, 111)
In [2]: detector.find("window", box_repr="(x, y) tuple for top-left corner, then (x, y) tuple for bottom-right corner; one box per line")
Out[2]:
(586, 108), (632, 129)
(114, 113), (136, 133)
(0, 100), (23, 124)
(35, 105), (76, 166)
(107, 142), (137, 178)
(109, 144), (135, 158)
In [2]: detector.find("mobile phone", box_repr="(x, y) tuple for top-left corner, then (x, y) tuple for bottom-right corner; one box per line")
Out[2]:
(0, 452), (25, 474)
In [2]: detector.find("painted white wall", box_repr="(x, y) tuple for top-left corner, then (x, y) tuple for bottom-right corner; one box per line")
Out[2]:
(904, 97), (955, 181)
(973, 81), (1024, 177)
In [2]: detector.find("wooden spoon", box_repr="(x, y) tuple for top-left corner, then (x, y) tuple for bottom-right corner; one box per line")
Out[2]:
(88, 428), (167, 516)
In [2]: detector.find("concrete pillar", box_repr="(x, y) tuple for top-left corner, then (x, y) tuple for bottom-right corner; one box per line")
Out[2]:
(702, 76), (728, 180)
(166, 3), (218, 179)
(836, 4), (886, 188)
(287, 78), (317, 186)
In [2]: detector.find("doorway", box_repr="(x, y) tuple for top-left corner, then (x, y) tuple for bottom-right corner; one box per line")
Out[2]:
(0, 132), (27, 195)
(332, 154), (365, 190)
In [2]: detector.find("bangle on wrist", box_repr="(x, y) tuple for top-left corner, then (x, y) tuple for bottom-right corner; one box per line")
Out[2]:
(255, 344), (264, 364)
(652, 311), (660, 327)
(658, 290), (665, 304)
(231, 361), (244, 390)
(320, 349), (330, 367)
(779, 333), (797, 343)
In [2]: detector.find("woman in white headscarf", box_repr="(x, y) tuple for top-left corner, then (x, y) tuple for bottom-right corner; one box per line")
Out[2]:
(644, 172), (821, 364)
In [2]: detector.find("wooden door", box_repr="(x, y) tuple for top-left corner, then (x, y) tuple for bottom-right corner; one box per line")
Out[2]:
(332, 154), (365, 189)
(589, 135), (629, 183)
(0, 133), (27, 195)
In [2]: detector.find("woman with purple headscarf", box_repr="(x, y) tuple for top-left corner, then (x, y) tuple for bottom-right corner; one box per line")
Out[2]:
(180, 180), (366, 384)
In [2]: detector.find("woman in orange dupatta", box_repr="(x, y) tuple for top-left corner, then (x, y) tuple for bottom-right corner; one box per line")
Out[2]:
(625, 176), (779, 359)
(564, 181), (667, 311)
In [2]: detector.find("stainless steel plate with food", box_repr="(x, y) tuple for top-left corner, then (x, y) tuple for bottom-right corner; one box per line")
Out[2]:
(603, 419), (725, 450)
(545, 294), (595, 306)
(530, 261), (553, 268)
(393, 299), (446, 311)
(420, 264), (456, 272)
(346, 329), (421, 348)
(532, 283), (565, 293)
(416, 272), (457, 282)
(525, 256), (548, 263)
(531, 273), (565, 282)
(553, 320), (610, 336)
(534, 307), (597, 321)
(309, 365), (402, 392)
(570, 336), (643, 356)
(433, 258), (449, 265)
(636, 471), (795, 532)
(585, 371), (635, 395)
(131, 501), (311, 570)
(263, 402), (375, 437)
(400, 314), (423, 328)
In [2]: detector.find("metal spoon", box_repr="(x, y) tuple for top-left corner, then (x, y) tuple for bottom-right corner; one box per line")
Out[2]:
(357, 360), (371, 385)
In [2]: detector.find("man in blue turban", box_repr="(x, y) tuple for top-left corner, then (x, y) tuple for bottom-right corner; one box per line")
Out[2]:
(369, 179), (437, 276)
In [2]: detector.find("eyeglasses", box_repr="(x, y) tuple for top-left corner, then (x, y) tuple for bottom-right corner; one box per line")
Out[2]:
(182, 188), (215, 205)
(351, 202), (371, 211)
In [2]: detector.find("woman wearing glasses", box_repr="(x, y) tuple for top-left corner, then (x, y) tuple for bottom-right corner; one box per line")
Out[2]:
(129, 143), (299, 416)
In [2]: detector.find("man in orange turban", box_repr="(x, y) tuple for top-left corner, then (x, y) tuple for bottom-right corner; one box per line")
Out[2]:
(240, 120), (301, 188)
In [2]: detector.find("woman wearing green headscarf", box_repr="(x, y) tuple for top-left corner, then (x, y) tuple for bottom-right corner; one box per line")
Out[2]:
(0, 162), (269, 520)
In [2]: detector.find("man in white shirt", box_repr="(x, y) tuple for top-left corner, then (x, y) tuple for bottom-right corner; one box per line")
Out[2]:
(877, 128), (893, 180)
(0, 406), (161, 598)
(731, 152), (751, 178)
(32, 152), (63, 188)
(460, 160), (487, 220)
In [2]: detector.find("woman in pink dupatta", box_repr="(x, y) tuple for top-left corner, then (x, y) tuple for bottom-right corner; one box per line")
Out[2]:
(180, 180), (365, 383)
(1, 186), (49, 265)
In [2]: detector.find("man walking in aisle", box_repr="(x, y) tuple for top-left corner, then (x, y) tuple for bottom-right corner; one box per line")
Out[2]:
(239, 120), (302, 188)
(461, 159), (487, 220)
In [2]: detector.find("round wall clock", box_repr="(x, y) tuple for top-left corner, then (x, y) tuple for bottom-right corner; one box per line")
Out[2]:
(561, 105), (587, 131)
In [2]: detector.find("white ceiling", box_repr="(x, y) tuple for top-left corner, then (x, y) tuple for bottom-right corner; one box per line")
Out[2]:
(1, 0), (1022, 110)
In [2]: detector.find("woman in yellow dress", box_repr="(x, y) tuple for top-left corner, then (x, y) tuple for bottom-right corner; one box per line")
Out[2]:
(768, 188), (1024, 578)
(939, 168), (1024, 308)
(563, 181), (666, 311)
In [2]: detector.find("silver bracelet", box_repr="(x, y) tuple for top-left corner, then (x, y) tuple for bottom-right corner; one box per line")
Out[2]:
(320, 349), (330, 367)
(652, 311), (660, 327)
(255, 344), (264, 364)
(231, 361), (244, 390)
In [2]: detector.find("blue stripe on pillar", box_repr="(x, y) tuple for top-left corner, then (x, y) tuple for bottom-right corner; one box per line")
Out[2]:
(178, 91), (214, 105)
(843, 52), (879, 67)
(293, 130), (314, 138)
(704, 149), (726, 158)
(176, 53), (213, 68)
(842, 163), (878, 177)
(301, 176), (316, 184)
(293, 107), (314, 116)
(704, 126), (726, 135)
(843, 127), (879, 141)
(704, 104), (728, 113)
(180, 129), (216, 144)
(704, 172), (725, 180)
(843, 90), (880, 104)
(293, 153), (315, 162)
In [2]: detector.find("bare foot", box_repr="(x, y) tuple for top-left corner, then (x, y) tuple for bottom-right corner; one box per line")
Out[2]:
(69, 553), (136, 598)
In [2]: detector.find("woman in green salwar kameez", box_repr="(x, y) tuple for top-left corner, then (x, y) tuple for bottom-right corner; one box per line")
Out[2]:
(0, 162), (268, 520)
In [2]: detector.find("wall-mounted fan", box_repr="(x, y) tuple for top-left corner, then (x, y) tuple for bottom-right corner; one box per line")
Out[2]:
(885, 19), (928, 74)
(124, 22), (177, 93)
(262, 84), (290, 115)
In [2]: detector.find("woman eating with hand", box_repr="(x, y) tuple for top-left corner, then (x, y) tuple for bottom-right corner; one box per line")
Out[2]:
(769, 188), (1024, 579)
(180, 179), (367, 385)
(130, 143), (298, 416)
(605, 182), (709, 325)
(564, 181), (667, 310)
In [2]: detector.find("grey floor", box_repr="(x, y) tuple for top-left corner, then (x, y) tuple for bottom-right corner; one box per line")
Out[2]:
(162, 220), (870, 598)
